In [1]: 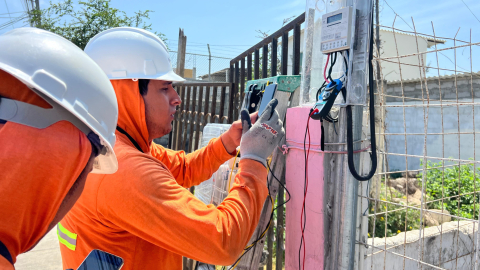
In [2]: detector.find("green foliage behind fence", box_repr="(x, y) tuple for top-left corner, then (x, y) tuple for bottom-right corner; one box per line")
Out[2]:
(369, 159), (480, 238)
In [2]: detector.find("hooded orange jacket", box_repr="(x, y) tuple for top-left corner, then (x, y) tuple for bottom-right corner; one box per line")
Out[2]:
(0, 71), (91, 269)
(59, 79), (268, 269)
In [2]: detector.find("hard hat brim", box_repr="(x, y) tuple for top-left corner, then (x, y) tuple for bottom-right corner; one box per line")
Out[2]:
(155, 70), (186, 82)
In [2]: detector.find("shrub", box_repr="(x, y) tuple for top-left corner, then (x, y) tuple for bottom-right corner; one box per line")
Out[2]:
(420, 160), (480, 220)
(368, 184), (421, 238)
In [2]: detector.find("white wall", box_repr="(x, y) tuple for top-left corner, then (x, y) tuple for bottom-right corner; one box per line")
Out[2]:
(379, 31), (429, 82)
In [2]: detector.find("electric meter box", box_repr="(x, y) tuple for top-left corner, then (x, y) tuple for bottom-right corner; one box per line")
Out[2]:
(320, 7), (354, 54)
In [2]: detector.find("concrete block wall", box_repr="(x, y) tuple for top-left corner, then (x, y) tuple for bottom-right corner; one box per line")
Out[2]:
(382, 73), (480, 171)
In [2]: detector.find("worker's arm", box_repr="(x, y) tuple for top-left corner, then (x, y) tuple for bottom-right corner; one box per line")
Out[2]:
(97, 157), (268, 266)
(150, 112), (258, 188)
(150, 136), (234, 188)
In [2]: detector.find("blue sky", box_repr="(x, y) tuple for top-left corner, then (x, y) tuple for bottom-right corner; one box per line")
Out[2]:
(1, 0), (479, 74)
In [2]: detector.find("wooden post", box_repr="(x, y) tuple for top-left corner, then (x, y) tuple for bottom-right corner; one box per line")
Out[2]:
(177, 28), (186, 78)
(275, 169), (285, 270)
(266, 224), (274, 270)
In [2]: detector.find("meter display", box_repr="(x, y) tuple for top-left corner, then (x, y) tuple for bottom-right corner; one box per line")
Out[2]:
(320, 7), (354, 54)
(327, 13), (342, 24)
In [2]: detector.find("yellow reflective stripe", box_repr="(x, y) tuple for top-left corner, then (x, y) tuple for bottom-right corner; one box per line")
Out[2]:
(57, 223), (77, 251)
(57, 230), (76, 251)
(58, 223), (77, 240)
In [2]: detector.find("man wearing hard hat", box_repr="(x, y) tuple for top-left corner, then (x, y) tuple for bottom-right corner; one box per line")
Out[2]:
(59, 27), (284, 270)
(0, 28), (119, 269)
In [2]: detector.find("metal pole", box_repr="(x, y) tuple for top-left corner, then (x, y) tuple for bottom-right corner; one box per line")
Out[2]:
(207, 44), (212, 82)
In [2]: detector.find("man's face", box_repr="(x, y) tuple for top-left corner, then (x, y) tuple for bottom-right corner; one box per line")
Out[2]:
(143, 80), (181, 141)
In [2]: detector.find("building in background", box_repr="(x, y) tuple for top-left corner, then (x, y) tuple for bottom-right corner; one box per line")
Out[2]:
(287, 28), (445, 81)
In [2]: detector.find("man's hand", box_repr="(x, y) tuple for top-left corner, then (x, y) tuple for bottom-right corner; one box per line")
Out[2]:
(221, 112), (258, 154)
(239, 99), (285, 167)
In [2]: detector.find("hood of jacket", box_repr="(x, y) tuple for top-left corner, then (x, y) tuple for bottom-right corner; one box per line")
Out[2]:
(111, 79), (151, 153)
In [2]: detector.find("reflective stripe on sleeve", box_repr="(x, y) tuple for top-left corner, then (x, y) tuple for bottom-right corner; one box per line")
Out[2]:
(57, 223), (77, 251)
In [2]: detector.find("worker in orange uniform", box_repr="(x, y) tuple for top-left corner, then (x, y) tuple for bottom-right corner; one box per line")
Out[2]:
(59, 27), (285, 270)
(0, 28), (119, 269)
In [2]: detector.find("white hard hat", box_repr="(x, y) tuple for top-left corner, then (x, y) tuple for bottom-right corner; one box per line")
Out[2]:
(85, 27), (185, 82)
(0, 27), (118, 174)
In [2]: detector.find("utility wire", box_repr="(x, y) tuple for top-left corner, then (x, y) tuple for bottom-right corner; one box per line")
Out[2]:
(3, 0), (13, 29)
(0, 11), (24, 15)
(459, 0), (480, 24)
(383, 0), (414, 30)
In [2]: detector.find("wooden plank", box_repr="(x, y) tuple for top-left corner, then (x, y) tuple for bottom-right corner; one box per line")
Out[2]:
(240, 57), (246, 98)
(219, 86), (226, 121)
(211, 85), (218, 123)
(194, 85), (204, 151)
(254, 49), (260, 80)
(234, 62), (240, 121)
(271, 37), (278, 77)
(183, 257), (188, 270)
(228, 64), (234, 124)
(235, 90), (295, 269)
(262, 44), (268, 79)
(293, 23), (301, 75)
(188, 85), (197, 153)
(267, 223), (274, 270)
(204, 85), (211, 124)
(281, 32), (289, 75)
(181, 86), (191, 152)
(247, 53), (252, 81)
(275, 169), (285, 270)
(175, 86), (186, 150)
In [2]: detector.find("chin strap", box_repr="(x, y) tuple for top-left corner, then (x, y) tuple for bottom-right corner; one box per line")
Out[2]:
(116, 126), (144, 153)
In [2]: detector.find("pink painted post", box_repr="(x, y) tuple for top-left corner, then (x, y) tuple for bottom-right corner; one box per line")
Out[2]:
(285, 106), (324, 270)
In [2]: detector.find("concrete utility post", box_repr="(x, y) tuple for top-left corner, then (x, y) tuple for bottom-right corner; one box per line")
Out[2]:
(321, 0), (374, 269)
(176, 28), (186, 78)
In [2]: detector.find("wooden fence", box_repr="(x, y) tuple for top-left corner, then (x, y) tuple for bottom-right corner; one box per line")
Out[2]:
(169, 82), (237, 152)
(171, 12), (306, 270)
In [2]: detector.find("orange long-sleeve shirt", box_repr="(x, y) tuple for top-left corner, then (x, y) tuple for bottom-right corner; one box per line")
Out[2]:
(59, 79), (268, 269)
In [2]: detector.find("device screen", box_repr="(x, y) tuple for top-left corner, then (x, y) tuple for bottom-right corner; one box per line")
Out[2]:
(77, 250), (124, 270)
(258, 84), (277, 116)
(327, 13), (342, 24)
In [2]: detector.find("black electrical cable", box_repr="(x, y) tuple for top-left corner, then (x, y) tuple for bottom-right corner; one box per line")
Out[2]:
(327, 52), (338, 82)
(225, 163), (291, 270)
(345, 12), (377, 181)
(299, 111), (312, 270)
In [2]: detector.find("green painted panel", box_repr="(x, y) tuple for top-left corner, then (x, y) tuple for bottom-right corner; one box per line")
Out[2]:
(244, 75), (301, 93)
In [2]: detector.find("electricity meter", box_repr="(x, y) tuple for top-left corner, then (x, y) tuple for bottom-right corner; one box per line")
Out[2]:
(320, 7), (354, 54)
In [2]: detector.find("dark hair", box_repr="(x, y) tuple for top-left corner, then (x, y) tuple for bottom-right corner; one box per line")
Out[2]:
(138, 79), (150, 96)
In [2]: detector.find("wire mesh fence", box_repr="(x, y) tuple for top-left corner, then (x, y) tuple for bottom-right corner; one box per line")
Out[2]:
(356, 16), (480, 270)
(169, 51), (232, 82)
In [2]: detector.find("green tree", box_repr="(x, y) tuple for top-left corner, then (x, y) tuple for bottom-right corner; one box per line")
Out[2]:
(30, 0), (166, 50)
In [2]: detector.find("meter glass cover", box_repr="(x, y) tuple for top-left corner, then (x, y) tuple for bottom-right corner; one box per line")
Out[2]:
(327, 13), (342, 24)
